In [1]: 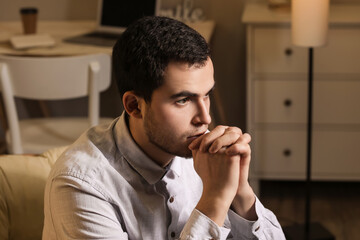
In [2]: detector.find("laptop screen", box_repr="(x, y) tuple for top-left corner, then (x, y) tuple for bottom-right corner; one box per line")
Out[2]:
(98, 0), (160, 33)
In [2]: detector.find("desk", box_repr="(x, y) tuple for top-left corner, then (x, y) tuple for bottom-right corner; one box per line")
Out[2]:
(0, 20), (215, 56)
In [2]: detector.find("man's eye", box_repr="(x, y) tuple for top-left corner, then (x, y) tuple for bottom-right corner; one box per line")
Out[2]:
(176, 98), (190, 105)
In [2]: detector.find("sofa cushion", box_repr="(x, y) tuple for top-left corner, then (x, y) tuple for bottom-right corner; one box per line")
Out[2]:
(0, 146), (67, 240)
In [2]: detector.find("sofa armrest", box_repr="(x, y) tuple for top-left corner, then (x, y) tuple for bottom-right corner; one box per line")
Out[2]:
(0, 146), (67, 240)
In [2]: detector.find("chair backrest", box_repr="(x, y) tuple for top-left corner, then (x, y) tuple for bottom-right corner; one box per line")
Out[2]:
(0, 54), (111, 154)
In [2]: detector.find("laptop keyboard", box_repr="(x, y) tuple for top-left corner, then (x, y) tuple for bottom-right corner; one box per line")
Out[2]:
(64, 31), (122, 47)
(83, 32), (122, 39)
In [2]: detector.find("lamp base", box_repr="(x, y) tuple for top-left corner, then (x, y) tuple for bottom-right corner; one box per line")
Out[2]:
(283, 222), (335, 240)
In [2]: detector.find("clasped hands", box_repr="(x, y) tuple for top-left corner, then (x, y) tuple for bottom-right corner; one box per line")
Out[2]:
(188, 125), (256, 226)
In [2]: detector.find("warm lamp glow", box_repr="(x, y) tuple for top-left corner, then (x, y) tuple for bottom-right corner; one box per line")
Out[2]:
(292, 0), (329, 47)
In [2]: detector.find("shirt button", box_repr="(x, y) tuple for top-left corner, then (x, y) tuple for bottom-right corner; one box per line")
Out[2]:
(255, 225), (260, 232)
(171, 232), (176, 238)
(169, 196), (174, 203)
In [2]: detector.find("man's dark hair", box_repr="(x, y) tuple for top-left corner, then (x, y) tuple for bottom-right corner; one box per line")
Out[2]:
(112, 16), (211, 102)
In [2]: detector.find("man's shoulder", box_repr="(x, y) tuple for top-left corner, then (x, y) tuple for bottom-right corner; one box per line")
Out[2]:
(49, 121), (120, 181)
(49, 142), (106, 182)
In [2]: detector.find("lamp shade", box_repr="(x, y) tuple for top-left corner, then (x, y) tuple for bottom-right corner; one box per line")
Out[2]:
(292, 0), (329, 47)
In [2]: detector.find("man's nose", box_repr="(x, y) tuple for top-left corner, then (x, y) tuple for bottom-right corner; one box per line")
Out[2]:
(192, 100), (212, 125)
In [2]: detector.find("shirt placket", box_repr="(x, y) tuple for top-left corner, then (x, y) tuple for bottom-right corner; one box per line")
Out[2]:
(161, 169), (184, 240)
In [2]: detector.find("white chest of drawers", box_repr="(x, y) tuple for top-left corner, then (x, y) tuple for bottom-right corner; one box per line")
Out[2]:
(242, 3), (360, 193)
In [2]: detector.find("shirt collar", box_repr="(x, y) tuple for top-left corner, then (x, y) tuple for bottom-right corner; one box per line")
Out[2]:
(114, 112), (183, 184)
(167, 156), (183, 177)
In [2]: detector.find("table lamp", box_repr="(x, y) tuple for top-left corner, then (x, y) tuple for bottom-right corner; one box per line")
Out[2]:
(283, 1), (335, 239)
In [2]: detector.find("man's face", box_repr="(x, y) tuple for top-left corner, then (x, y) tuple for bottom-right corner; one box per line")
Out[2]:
(143, 58), (214, 158)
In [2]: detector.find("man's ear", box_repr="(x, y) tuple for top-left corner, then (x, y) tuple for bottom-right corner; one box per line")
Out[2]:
(123, 91), (143, 119)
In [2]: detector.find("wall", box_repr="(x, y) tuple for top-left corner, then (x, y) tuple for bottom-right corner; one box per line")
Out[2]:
(0, 0), (97, 20)
(200, 0), (248, 128)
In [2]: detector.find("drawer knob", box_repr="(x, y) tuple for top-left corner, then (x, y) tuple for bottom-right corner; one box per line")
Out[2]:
(284, 48), (293, 56)
(283, 149), (292, 157)
(284, 99), (292, 107)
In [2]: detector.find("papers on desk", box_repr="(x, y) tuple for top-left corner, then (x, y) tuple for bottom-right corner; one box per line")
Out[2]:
(10, 34), (55, 49)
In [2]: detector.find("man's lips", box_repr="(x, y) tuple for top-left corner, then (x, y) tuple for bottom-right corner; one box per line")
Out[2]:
(187, 132), (206, 140)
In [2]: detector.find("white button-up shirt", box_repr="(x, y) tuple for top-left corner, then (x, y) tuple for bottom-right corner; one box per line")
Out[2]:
(43, 112), (285, 240)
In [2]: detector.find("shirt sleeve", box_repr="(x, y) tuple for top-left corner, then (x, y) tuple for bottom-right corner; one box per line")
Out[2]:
(226, 196), (286, 240)
(43, 175), (129, 240)
(179, 209), (231, 240)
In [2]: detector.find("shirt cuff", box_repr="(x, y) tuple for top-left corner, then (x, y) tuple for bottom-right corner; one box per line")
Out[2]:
(227, 196), (264, 239)
(180, 209), (230, 240)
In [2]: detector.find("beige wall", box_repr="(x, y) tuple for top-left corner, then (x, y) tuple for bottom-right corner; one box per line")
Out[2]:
(201, 0), (248, 128)
(1, 0), (359, 130)
(0, 0), (97, 20)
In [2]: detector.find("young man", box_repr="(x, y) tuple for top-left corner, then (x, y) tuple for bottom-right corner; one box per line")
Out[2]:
(43, 16), (285, 239)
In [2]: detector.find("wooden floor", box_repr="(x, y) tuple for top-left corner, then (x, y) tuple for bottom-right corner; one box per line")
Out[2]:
(259, 181), (360, 240)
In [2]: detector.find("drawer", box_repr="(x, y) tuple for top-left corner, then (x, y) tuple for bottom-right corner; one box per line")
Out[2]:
(314, 80), (360, 124)
(253, 27), (307, 73)
(253, 27), (360, 74)
(254, 80), (307, 124)
(315, 28), (360, 74)
(253, 129), (360, 180)
(253, 130), (306, 178)
(312, 130), (360, 180)
(254, 80), (360, 124)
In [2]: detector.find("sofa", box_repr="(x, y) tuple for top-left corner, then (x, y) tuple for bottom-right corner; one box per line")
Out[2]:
(0, 146), (67, 240)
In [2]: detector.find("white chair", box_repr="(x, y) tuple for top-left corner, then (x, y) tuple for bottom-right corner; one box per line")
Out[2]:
(0, 54), (113, 154)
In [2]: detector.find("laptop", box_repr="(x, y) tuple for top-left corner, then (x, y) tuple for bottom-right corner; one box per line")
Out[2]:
(65, 0), (161, 47)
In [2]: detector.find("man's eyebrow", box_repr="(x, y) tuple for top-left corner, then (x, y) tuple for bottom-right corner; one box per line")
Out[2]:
(170, 91), (198, 99)
(170, 84), (215, 99)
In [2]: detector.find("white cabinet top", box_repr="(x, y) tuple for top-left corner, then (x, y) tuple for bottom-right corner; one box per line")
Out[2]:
(242, 3), (360, 25)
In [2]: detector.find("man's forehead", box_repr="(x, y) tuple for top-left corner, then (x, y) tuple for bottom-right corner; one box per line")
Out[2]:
(161, 59), (214, 94)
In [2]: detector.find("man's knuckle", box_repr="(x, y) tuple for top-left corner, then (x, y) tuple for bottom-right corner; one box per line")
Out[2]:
(244, 133), (252, 141)
(224, 127), (242, 136)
